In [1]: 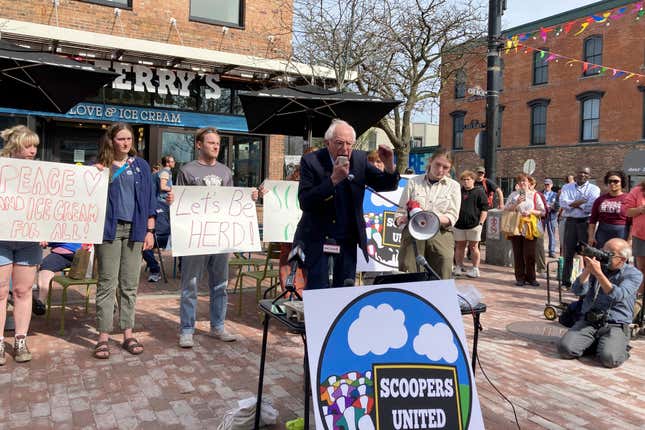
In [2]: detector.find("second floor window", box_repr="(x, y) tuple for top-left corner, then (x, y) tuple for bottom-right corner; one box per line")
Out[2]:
(455, 69), (466, 99)
(533, 51), (548, 85)
(581, 97), (601, 141)
(583, 36), (602, 77)
(80, 0), (131, 6)
(528, 99), (549, 146)
(451, 111), (465, 150)
(190, 0), (244, 27)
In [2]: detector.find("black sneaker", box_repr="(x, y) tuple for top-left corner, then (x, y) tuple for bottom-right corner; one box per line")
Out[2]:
(32, 298), (46, 316)
(528, 280), (540, 287)
(515, 281), (525, 286)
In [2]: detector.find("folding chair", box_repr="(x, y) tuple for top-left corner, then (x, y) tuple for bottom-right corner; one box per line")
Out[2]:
(237, 243), (281, 314)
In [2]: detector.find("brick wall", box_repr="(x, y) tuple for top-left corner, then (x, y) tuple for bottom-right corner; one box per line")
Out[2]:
(440, 10), (645, 181)
(0, 0), (293, 59)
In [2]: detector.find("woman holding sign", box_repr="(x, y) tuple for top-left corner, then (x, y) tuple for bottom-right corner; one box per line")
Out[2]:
(0, 125), (41, 364)
(93, 123), (156, 359)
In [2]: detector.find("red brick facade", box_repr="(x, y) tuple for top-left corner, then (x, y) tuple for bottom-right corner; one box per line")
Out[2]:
(0, 0), (294, 180)
(0, 0), (293, 59)
(439, 1), (645, 188)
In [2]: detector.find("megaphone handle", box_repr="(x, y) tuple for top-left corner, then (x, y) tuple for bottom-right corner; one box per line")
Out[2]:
(412, 241), (421, 272)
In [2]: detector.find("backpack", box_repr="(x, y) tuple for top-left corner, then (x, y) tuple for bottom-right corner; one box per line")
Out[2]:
(481, 179), (494, 208)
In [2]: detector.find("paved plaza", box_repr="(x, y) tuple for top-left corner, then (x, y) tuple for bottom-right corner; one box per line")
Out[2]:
(1, 251), (644, 429)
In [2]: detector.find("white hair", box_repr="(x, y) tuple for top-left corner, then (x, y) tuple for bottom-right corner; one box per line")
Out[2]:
(324, 119), (356, 142)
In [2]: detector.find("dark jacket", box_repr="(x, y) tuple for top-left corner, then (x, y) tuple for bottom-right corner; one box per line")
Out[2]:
(103, 157), (156, 242)
(294, 148), (399, 266)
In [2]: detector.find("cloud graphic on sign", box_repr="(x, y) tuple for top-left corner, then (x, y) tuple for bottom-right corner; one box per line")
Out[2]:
(347, 303), (407, 356)
(413, 323), (458, 363)
(370, 186), (404, 207)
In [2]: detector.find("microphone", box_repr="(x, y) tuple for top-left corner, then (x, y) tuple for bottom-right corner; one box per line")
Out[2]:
(343, 278), (355, 287)
(415, 255), (441, 280)
(323, 239), (341, 288)
(286, 242), (305, 293)
(347, 173), (355, 182)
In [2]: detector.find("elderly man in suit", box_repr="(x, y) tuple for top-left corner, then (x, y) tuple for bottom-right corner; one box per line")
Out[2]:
(294, 119), (400, 289)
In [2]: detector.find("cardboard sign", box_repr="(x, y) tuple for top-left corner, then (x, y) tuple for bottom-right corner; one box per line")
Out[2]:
(0, 158), (108, 243)
(303, 280), (484, 430)
(357, 177), (409, 272)
(170, 185), (261, 256)
(261, 180), (302, 243)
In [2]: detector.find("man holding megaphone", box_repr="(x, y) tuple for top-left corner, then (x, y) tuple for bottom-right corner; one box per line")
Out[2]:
(395, 149), (461, 279)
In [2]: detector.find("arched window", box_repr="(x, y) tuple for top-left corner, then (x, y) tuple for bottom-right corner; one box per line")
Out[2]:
(454, 69), (466, 99)
(576, 91), (604, 141)
(527, 99), (550, 145)
(583, 36), (602, 77)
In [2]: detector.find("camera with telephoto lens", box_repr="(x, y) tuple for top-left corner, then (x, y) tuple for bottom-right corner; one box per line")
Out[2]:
(576, 242), (614, 264)
(585, 309), (607, 327)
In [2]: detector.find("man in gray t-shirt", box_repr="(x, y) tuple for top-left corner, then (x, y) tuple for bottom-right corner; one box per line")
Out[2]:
(175, 127), (239, 348)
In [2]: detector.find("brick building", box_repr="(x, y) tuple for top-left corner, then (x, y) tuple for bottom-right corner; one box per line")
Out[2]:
(439, 0), (645, 194)
(0, 0), (332, 185)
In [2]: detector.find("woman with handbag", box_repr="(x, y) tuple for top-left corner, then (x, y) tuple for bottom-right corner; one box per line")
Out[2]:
(0, 126), (42, 364)
(504, 173), (546, 287)
(93, 123), (156, 359)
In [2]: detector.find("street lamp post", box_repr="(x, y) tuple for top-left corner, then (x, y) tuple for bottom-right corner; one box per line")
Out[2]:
(484, 0), (505, 182)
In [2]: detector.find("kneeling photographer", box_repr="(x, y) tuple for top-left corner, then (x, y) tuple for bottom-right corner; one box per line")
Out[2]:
(558, 238), (642, 368)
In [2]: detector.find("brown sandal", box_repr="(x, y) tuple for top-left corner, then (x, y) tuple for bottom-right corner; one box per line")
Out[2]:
(122, 338), (143, 355)
(93, 341), (110, 359)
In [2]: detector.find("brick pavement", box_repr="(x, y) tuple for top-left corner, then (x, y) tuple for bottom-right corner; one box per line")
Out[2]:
(1, 251), (645, 429)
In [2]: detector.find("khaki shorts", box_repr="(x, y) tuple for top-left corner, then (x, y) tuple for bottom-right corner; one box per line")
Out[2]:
(454, 225), (482, 242)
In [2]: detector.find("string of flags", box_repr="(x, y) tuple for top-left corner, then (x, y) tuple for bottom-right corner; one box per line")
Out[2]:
(504, 42), (645, 83)
(504, 1), (645, 83)
(507, 1), (644, 43)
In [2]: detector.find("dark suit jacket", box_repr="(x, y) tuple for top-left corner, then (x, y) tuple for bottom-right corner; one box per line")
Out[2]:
(294, 147), (400, 267)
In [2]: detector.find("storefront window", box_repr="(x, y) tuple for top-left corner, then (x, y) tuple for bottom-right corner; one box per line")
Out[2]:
(162, 131), (195, 164)
(230, 135), (263, 187)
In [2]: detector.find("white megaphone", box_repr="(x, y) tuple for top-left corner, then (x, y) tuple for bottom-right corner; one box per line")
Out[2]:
(407, 205), (440, 241)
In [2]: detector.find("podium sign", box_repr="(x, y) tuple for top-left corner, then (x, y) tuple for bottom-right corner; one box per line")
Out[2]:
(303, 280), (484, 430)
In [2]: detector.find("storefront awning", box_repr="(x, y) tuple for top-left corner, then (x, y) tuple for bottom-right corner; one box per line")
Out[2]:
(1, 19), (347, 81)
(0, 40), (117, 113)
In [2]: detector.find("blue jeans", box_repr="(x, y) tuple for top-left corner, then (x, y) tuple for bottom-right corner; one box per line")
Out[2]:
(179, 253), (229, 334)
(142, 249), (160, 274)
(545, 213), (557, 255)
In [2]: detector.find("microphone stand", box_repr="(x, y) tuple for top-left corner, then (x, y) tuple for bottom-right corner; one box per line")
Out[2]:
(272, 263), (303, 305)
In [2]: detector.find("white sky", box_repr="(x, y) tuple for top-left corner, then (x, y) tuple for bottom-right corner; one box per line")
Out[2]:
(502, 0), (598, 29)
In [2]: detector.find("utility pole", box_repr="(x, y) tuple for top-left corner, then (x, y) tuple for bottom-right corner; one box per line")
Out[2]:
(484, 0), (505, 181)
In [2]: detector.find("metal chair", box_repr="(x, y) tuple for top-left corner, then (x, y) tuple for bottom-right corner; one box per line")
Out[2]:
(237, 243), (281, 314)
(228, 252), (265, 294)
(45, 257), (98, 336)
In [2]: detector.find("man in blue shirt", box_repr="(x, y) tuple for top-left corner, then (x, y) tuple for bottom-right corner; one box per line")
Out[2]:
(559, 167), (600, 287)
(543, 179), (558, 258)
(558, 238), (641, 368)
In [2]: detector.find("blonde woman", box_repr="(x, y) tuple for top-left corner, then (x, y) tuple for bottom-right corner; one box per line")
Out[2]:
(0, 125), (41, 364)
(504, 173), (546, 287)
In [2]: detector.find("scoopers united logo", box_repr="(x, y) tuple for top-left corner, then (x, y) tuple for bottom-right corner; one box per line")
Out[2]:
(316, 289), (473, 430)
(362, 177), (408, 269)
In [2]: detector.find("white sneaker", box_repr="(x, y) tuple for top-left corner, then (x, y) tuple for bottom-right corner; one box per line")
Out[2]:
(466, 267), (480, 278)
(178, 333), (194, 348)
(453, 266), (466, 276)
(210, 327), (237, 342)
(148, 273), (161, 283)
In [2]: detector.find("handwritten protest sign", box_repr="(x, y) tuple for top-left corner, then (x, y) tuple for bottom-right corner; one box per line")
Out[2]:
(0, 158), (109, 243)
(170, 185), (261, 257)
(262, 180), (302, 242)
